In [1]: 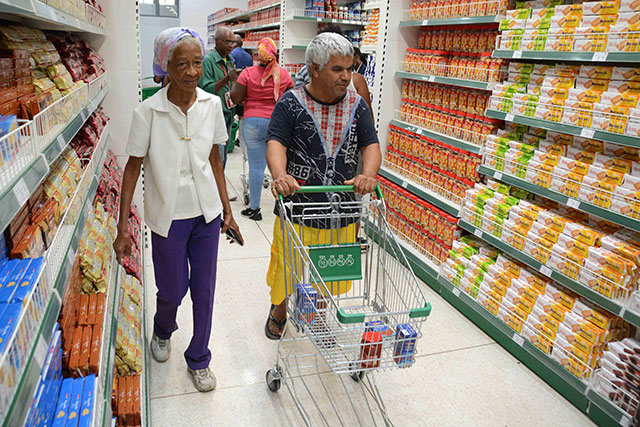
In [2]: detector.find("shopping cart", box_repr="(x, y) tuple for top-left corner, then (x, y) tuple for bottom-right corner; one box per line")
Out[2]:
(266, 185), (431, 426)
(237, 127), (271, 206)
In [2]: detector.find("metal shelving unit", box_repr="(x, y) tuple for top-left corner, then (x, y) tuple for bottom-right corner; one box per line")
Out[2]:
(0, 0), (105, 35)
(493, 50), (640, 63)
(399, 15), (499, 27)
(390, 118), (483, 154)
(395, 71), (496, 91)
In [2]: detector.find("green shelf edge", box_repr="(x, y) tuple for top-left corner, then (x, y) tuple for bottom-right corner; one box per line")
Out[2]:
(99, 260), (120, 426)
(479, 165), (640, 234)
(395, 71), (493, 91)
(399, 15), (499, 27)
(2, 139), (108, 427)
(378, 166), (460, 217)
(457, 219), (634, 324)
(485, 109), (640, 149)
(389, 119), (482, 154)
(492, 50), (640, 64)
(388, 231), (625, 427)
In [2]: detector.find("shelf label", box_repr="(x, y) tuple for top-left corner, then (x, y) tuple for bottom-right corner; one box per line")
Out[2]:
(13, 178), (30, 206)
(428, 75), (436, 82)
(57, 134), (66, 151)
(567, 198), (580, 209)
(317, 17), (322, 21)
(80, 110), (87, 122)
(67, 249), (75, 267)
(401, 181), (408, 189)
(494, 171), (503, 181)
(512, 51), (522, 59)
(416, 128), (423, 135)
(422, 20), (429, 25)
(593, 52), (608, 62)
(35, 336), (48, 366)
(540, 265), (552, 277)
(474, 229), (483, 238)
(580, 128), (595, 138)
(505, 113), (515, 122)
(512, 333), (524, 347)
(452, 288), (460, 297)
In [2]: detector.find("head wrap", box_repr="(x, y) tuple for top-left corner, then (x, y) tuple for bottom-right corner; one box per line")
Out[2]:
(153, 27), (204, 77)
(257, 38), (281, 102)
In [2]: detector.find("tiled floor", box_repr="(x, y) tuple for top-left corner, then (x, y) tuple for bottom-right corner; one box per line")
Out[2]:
(145, 148), (593, 426)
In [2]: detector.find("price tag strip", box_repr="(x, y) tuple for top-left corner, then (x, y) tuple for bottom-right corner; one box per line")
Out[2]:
(580, 128), (595, 138)
(12, 178), (30, 206)
(505, 113), (515, 122)
(474, 229), (483, 238)
(57, 134), (66, 151)
(494, 171), (503, 181)
(452, 288), (460, 297)
(540, 265), (552, 277)
(512, 333), (525, 346)
(34, 336), (48, 367)
(567, 198), (580, 209)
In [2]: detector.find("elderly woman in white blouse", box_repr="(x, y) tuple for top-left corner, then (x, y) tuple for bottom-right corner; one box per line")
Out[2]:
(113, 27), (243, 393)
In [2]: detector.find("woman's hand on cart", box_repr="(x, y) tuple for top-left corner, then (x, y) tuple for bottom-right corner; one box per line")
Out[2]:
(271, 174), (300, 198)
(113, 229), (132, 265)
(344, 173), (378, 195)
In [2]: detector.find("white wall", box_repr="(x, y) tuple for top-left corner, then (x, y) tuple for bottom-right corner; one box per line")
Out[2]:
(140, 0), (248, 81)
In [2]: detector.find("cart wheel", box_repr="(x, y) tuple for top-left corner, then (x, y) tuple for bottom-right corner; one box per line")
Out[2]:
(243, 193), (250, 207)
(266, 369), (281, 392)
(351, 370), (364, 382)
(263, 182), (269, 189)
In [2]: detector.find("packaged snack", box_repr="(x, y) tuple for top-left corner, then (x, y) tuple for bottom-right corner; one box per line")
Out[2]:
(582, 0), (620, 15)
(360, 331), (383, 369)
(393, 323), (417, 368)
(620, 0), (640, 13)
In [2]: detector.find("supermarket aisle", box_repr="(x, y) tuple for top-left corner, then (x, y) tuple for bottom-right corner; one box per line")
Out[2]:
(144, 148), (592, 426)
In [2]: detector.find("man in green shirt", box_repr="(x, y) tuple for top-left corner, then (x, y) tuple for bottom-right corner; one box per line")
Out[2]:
(199, 27), (239, 169)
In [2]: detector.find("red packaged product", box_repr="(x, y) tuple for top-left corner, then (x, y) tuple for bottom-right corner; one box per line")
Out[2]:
(360, 331), (383, 369)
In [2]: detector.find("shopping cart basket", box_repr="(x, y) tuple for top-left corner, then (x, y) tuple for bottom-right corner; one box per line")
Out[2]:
(266, 185), (431, 426)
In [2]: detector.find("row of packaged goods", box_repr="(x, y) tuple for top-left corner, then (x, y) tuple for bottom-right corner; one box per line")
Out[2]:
(248, 0), (280, 10)
(0, 113), (107, 420)
(462, 178), (640, 302)
(362, 8), (379, 47)
(407, 0), (508, 20)
(24, 149), (145, 427)
(485, 121), (640, 220)
(379, 177), (461, 263)
(401, 81), (494, 118)
(43, 0), (104, 27)
(0, 26), (104, 120)
(304, 0), (371, 21)
(247, 6), (280, 24)
(499, 0), (640, 52)
(416, 26), (500, 54)
(210, 8), (240, 22)
(490, 62), (640, 136)
(403, 49), (507, 82)
(440, 233), (634, 380)
(244, 29), (280, 43)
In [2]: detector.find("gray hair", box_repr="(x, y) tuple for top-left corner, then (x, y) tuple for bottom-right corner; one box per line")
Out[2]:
(305, 33), (353, 71)
(168, 35), (201, 62)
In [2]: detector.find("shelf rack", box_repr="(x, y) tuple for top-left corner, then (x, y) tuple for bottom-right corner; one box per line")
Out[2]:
(399, 15), (500, 27)
(492, 50), (640, 63)
(0, 0), (105, 35)
(390, 118), (483, 154)
(395, 70), (496, 91)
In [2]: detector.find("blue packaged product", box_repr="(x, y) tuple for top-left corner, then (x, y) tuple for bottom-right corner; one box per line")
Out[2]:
(12, 257), (43, 303)
(393, 323), (417, 368)
(77, 374), (95, 427)
(0, 302), (22, 354)
(295, 283), (317, 324)
(0, 258), (31, 303)
(52, 378), (73, 427)
(365, 320), (395, 347)
(0, 259), (19, 296)
(0, 115), (18, 162)
(65, 377), (84, 427)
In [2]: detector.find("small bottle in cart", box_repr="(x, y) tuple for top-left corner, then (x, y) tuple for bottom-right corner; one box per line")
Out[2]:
(393, 323), (417, 368)
(360, 331), (383, 369)
(294, 283), (317, 324)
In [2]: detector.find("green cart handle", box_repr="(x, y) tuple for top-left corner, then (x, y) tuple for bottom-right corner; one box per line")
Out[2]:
(277, 184), (383, 201)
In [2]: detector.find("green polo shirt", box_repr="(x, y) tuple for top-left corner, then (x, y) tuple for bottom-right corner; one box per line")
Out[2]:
(199, 48), (236, 124)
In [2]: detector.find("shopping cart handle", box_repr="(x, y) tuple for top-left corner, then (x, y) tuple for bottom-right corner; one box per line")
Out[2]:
(409, 303), (432, 319)
(337, 302), (431, 324)
(279, 185), (383, 199)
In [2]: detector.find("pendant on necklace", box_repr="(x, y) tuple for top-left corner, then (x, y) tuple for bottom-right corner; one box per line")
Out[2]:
(180, 136), (192, 141)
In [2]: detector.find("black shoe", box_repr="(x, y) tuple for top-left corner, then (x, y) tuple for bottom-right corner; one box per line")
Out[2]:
(241, 208), (262, 221)
(229, 195), (238, 202)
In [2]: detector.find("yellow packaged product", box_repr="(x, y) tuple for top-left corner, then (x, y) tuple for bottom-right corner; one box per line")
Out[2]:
(608, 79), (640, 95)
(550, 14), (581, 27)
(571, 299), (617, 330)
(587, 246), (637, 276)
(582, 0), (620, 15)
(525, 161), (555, 188)
(580, 15), (619, 27)
(562, 310), (606, 345)
(563, 221), (604, 246)
(576, 77), (610, 92)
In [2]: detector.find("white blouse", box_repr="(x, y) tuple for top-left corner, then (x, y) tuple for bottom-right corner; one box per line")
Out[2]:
(126, 85), (228, 237)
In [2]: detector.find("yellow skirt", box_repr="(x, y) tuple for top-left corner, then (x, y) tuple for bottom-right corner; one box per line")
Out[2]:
(266, 216), (356, 305)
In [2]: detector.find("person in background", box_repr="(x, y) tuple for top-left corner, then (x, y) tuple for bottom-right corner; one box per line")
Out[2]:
(264, 33), (381, 339)
(153, 74), (171, 87)
(230, 34), (254, 70)
(230, 38), (293, 221)
(352, 47), (367, 75)
(114, 27), (243, 393)
(293, 24), (373, 114)
(199, 27), (239, 171)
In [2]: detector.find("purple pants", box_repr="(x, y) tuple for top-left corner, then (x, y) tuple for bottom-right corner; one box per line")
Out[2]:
(151, 215), (221, 370)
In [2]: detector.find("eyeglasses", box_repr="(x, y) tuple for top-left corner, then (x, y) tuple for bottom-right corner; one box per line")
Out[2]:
(217, 38), (236, 45)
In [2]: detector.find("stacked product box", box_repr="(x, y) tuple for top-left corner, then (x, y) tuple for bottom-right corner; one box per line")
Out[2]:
(490, 63), (640, 136)
(244, 29), (280, 43)
(408, 0), (509, 19)
(248, 0), (278, 9)
(593, 337), (640, 416)
(379, 176), (461, 264)
(499, 0), (640, 53)
(112, 373), (141, 426)
(385, 124), (480, 205)
(361, 8), (379, 47)
(248, 5), (280, 24)
(441, 235), (633, 379)
(484, 119), (640, 222)
(114, 268), (143, 377)
(462, 181), (640, 301)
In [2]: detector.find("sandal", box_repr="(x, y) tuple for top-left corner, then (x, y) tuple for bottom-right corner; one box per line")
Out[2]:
(265, 304), (287, 340)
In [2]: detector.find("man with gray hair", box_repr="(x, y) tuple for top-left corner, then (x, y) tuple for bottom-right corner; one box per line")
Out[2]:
(262, 32), (382, 339)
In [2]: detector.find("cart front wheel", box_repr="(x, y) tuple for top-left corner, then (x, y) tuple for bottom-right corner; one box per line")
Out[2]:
(243, 193), (250, 207)
(266, 369), (281, 392)
(351, 370), (364, 382)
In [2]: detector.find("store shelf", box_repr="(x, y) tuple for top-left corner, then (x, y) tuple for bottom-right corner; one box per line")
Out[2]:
(288, 14), (368, 26)
(379, 166), (460, 216)
(233, 21), (280, 32)
(0, 83), (108, 247)
(485, 109), (640, 150)
(0, 0), (105, 35)
(480, 165), (640, 234)
(248, 1), (281, 13)
(399, 15), (499, 27)
(493, 50), (640, 63)
(389, 118), (482, 154)
(456, 219), (640, 327)
(2, 133), (109, 427)
(362, 1), (382, 10)
(395, 71), (494, 91)
(211, 10), (250, 25)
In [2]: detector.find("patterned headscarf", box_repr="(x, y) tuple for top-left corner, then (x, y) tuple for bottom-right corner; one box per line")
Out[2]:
(153, 27), (204, 77)
(258, 38), (281, 102)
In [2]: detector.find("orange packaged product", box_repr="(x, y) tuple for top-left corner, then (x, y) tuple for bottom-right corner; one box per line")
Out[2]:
(78, 293), (89, 326)
(68, 326), (83, 372)
(79, 325), (92, 372)
(89, 324), (101, 374)
(87, 292), (97, 325)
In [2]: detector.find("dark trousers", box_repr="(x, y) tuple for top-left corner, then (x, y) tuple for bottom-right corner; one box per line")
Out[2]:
(151, 215), (221, 369)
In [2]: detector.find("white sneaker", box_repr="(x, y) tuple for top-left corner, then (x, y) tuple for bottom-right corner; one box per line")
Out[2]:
(188, 367), (217, 392)
(150, 333), (171, 362)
